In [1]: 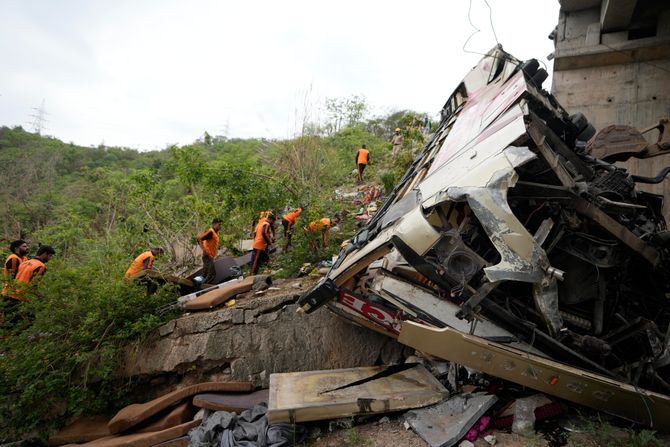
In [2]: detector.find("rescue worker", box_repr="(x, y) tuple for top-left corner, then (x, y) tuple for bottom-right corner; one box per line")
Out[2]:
(251, 213), (275, 274)
(14, 245), (56, 300)
(125, 247), (164, 279)
(197, 218), (222, 285)
(251, 208), (276, 239)
(2, 240), (28, 297)
(391, 128), (404, 156)
(356, 144), (370, 182)
(281, 207), (303, 249)
(304, 217), (340, 251)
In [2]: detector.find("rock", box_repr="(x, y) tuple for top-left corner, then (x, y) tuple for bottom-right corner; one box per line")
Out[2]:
(378, 416), (390, 425)
(158, 321), (176, 337)
(484, 434), (497, 445)
(380, 339), (404, 365)
(403, 421), (411, 430)
(120, 292), (394, 389)
(458, 441), (474, 447)
(232, 308), (245, 324)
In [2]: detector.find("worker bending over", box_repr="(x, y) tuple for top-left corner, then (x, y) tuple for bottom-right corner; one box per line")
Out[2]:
(197, 218), (222, 285)
(356, 144), (370, 182)
(2, 240), (28, 297)
(281, 207), (303, 249)
(251, 213), (275, 274)
(125, 247), (164, 279)
(304, 217), (340, 251)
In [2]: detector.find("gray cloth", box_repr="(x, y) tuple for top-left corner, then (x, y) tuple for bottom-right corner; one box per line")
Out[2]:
(188, 403), (303, 447)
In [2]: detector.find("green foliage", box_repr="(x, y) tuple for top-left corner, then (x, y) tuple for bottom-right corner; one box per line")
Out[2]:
(0, 241), (178, 438)
(0, 97), (434, 440)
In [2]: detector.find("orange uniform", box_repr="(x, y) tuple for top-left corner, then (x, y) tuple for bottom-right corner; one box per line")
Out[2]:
(14, 259), (46, 300)
(2, 253), (26, 296)
(253, 221), (273, 251)
(198, 227), (219, 258)
(125, 251), (155, 279)
(357, 148), (369, 165)
(283, 208), (302, 225)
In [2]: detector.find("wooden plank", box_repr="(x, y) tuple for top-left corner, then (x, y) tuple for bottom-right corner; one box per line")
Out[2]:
(267, 364), (447, 424)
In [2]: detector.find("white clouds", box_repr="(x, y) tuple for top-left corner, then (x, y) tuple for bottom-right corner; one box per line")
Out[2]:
(0, 0), (558, 149)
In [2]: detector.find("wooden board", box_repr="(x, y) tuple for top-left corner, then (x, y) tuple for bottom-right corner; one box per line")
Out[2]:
(267, 364), (448, 424)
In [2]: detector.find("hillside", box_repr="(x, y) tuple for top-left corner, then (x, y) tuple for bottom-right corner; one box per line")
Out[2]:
(0, 105), (430, 438)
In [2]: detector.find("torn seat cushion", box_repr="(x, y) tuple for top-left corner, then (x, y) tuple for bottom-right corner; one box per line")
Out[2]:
(184, 276), (255, 311)
(192, 389), (270, 413)
(48, 415), (111, 445)
(81, 420), (201, 447)
(108, 382), (254, 434)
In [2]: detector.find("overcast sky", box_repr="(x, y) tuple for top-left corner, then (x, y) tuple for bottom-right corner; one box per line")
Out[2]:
(0, 0), (559, 150)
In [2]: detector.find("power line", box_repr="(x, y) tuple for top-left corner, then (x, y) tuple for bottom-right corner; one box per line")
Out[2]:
(28, 99), (48, 135)
(463, 0), (500, 55)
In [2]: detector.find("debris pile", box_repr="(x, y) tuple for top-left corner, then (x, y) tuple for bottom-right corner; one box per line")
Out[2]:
(299, 45), (670, 428)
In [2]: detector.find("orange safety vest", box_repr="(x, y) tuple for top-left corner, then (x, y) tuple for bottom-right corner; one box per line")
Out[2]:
(14, 259), (46, 300)
(283, 208), (302, 225)
(253, 221), (272, 251)
(2, 254), (26, 296)
(357, 148), (369, 165)
(199, 227), (220, 258)
(308, 218), (331, 232)
(125, 251), (154, 279)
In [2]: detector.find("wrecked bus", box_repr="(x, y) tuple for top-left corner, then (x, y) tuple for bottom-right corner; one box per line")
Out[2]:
(298, 46), (670, 428)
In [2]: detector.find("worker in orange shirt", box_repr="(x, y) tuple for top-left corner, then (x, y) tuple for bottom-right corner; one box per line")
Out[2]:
(281, 207), (303, 249)
(197, 218), (222, 284)
(125, 247), (164, 279)
(253, 208), (276, 239)
(251, 213), (275, 274)
(356, 144), (370, 182)
(304, 217), (340, 251)
(2, 240), (28, 297)
(14, 245), (56, 301)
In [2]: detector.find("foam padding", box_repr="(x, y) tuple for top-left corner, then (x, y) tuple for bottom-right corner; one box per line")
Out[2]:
(108, 382), (254, 434)
(192, 389), (269, 413)
(184, 276), (255, 311)
(81, 420), (200, 447)
(48, 415), (111, 445)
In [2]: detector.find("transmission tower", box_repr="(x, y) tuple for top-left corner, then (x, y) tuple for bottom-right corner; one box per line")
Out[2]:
(29, 99), (48, 135)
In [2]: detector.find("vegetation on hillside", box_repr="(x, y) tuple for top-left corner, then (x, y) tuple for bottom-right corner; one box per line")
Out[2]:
(0, 97), (431, 439)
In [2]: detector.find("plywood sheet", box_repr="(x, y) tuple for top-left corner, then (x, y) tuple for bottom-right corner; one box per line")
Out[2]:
(267, 364), (448, 424)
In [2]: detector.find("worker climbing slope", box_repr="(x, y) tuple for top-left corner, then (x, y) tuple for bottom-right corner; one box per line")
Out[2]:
(197, 218), (222, 285)
(304, 217), (340, 251)
(251, 213), (275, 274)
(391, 128), (404, 156)
(356, 144), (370, 182)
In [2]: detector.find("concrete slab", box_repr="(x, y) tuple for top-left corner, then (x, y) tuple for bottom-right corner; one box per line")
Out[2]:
(404, 393), (498, 447)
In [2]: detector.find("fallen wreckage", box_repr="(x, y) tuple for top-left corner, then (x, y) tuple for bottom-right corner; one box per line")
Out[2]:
(298, 46), (670, 428)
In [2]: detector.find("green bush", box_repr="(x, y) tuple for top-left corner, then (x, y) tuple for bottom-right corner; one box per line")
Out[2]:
(0, 247), (178, 439)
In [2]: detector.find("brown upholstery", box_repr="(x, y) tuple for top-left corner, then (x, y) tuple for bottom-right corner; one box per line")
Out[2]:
(108, 382), (254, 434)
(133, 402), (197, 434)
(192, 389), (269, 413)
(184, 276), (255, 311)
(48, 415), (111, 445)
(81, 420), (200, 447)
